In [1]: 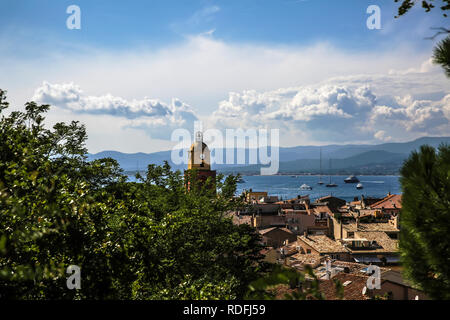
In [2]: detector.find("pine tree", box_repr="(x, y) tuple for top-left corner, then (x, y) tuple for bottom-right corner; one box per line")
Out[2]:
(399, 144), (450, 299)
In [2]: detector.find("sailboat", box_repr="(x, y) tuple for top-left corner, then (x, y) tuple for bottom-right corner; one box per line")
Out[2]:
(318, 148), (324, 185)
(326, 158), (338, 188)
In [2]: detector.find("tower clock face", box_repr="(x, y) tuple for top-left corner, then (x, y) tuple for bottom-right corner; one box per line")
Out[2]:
(199, 153), (206, 160)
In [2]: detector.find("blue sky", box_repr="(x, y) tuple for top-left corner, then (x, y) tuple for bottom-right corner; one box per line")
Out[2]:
(1, 0), (446, 52)
(0, 0), (449, 153)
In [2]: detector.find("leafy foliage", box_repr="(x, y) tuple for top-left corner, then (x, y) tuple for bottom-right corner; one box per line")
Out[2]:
(399, 144), (450, 299)
(0, 89), (265, 299)
(394, 1), (450, 78)
(245, 265), (335, 300)
(433, 35), (450, 78)
(395, 0), (450, 17)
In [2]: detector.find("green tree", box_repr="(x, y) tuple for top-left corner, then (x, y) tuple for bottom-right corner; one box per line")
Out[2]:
(395, 0), (450, 17)
(394, 1), (450, 78)
(433, 35), (450, 77)
(399, 144), (450, 299)
(0, 89), (265, 299)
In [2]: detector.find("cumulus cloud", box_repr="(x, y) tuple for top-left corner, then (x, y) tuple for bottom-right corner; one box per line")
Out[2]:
(33, 81), (198, 140)
(370, 94), (450, 133)
(5, 34), (447, 150)
(374, 130), (392, 142)
(210, 80), (450, 144)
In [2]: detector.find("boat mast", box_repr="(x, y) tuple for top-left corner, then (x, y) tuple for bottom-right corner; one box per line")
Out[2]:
(319, 148), (322, 182)
(329, 158), (332, 184)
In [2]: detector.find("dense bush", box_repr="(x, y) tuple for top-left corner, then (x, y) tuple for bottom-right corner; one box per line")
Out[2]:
(0, 89), (265, 299)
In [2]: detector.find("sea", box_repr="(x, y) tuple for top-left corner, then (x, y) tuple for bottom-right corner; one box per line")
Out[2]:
(235, 175), (401, 202)
(127, 174), (401, 202)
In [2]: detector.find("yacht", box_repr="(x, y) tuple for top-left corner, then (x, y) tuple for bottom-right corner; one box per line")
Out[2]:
(300, 184), (312, 190)
(344, 175), (360, 183)
(356, 183), (364, 190)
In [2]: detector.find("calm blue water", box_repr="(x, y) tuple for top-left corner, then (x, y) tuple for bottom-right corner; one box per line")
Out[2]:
(127, 174), (401, 202)
(236, 175), (401, 202)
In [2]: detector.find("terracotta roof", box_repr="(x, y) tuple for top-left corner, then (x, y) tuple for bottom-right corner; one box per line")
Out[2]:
(319, 273), (370, 300)
(289, 253), (325, 270)
(371, 194), (402, 210)
(258, 227), (277, 235)
(227, 213), (252, 225)
(259, 227), (294, 235)
(343, 222), (399, 232)
(311, 206), (332, 215)
(324, 260), (389, 275)
(297, 235), (348, 254)
(282, 209), (309, 215)
(353, 231), (399, 253)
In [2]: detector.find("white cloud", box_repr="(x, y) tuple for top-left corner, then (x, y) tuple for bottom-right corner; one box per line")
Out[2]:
(2, 35), (449, 151)
(210, 78), (450, 144)
(32, 81), (198, 140)
(370, 94), (450, 133)
(374, 130), (392, 142)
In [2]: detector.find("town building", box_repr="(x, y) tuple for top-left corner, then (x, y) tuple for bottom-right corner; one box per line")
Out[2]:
(184, 132), (216, 192)
(258, 227), (297, 248)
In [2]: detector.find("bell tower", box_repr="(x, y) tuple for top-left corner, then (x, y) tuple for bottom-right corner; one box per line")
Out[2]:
(185, 131), (216, 191)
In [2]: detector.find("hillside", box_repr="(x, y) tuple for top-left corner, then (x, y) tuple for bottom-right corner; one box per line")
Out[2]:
(87, 136), (450, 174)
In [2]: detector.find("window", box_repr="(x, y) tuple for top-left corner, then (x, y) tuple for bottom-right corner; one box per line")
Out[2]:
(387, 233), (398, 239)
(306, 249), (311, 254)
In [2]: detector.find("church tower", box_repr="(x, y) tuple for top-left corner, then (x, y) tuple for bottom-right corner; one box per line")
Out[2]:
(185, 132), (216, 191)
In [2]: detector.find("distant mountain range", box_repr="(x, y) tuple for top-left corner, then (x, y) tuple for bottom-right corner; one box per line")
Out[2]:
(87, 136), (450, 175)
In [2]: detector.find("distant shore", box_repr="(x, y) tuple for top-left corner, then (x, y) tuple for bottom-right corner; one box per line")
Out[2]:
(124, 170), (401, 177)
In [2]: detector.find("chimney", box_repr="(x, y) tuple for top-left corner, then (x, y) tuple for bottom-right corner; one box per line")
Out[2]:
(393, 214), (399, 229)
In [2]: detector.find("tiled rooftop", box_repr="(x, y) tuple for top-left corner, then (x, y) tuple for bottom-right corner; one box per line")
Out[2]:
(289, 253), (325, 269)
(352, 231), (399, 253)
(343, 221), (399, 232)
(297, 235), (348, 253)
(259, 226), (294, 235)
(319, 273), (370, 300)
(371, 194), (402, 209)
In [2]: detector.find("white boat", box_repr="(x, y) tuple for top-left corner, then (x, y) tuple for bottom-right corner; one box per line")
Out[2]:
(356, 183), (363, 189)
(300, 184), (312, 190)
